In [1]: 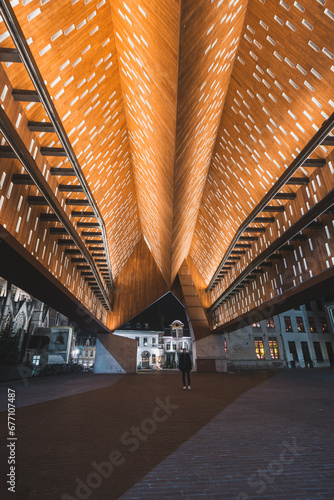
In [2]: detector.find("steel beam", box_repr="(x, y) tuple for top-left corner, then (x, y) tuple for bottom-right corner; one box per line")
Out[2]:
(208, 191), (334, 313)
(206, 110), (334, 291)
(0, 0), (114, 289)
(0, 105), (112, 310)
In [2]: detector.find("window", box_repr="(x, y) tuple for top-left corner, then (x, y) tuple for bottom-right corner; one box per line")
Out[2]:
(308, 317), (317, 333)
(152, 354), (156, 364)
(320, 318), (329, 333)
(178, 342), (182, 350)
(296, 317), (305, 332)
(268, 337), (279, 359)
(183, 341), (188, 350)
(90, 351), (94, 357)
(252, 322), (261, 328)
(143, 338), (147, 347)
(266, 317), (275, 329)
(224, 339), (228, 358)
(254, 337), (265, 359)
(126, 322), (130, 329)
(166, 342), (171, 351)
(284, 316), (293, 332)
(152, 337), (156, 346)
(32, 355), (40, 365)
(84, 350), (88, 357)
(135, 337), (139, 346)
(288, 341), (298, 361)
(313, 342), (324, 362)
(145, 323), (149, 329)
(172, 343), (177, 351)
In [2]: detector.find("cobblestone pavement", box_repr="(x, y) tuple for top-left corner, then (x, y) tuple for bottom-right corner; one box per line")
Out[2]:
(0, 369), (333, 500)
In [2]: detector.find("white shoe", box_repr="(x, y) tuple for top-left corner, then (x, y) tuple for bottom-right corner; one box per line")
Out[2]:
(183, 386), (186, 390)
(188, 386), (191, 390)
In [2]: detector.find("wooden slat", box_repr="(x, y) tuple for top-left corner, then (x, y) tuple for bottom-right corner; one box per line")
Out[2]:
(27, 196), (48, 206)
(65, 199), (90, 206)
(0, 145), (15, 158)
(0, 47), (20, 62)
(71, 211), (96, 217)
(27, 121), (55, 133)
(58, 185), (84, 192)
(11, 174), (34, 185)
(286, 177), (310, 185)
(50, 168), (76, 176)
(40, 147), (66, 157)
(12, 89), (40, 102)
(40, 213), (58, 222)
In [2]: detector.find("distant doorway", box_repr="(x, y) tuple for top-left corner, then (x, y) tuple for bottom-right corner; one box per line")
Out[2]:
(301, 341), (312, 368)
(288, 341), (298, 368)
(325, 342), (334, 366)
(141, 351), (150, 369)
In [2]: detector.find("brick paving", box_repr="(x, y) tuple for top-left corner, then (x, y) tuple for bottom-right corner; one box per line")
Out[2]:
(119, 369), (334, 500)
(0, 369), (333, 500)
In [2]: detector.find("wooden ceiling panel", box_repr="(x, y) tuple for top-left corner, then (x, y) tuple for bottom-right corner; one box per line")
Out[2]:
(191, 0), (334, 285)
(0, 0), (333, 329)
(0, 0), (141, 279)
(172, 0), (249, 282)
(109, 0), (180, 285)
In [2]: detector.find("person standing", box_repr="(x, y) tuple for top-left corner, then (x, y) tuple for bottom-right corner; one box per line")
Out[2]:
(179, 348), (192, 390)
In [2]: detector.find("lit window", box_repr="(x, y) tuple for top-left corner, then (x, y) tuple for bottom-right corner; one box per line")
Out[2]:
(143, 338), (147, 347)
(145, 323), (149, 329)
(224, 339), (228, 358)
(252, 322), (261, 328)
(320, 318), (329, 333)
(284, 316), (293, 332)
(308, 317), (317, 333)
(268, 337), (279, 359)
(32, 355), (40, 365)
(266, 317), (275, 328)
(254, 337), (265, 359)
(296, 317), (305, 332)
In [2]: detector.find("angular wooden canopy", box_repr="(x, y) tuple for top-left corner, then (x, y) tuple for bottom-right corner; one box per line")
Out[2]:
(0, 0), (333, 332)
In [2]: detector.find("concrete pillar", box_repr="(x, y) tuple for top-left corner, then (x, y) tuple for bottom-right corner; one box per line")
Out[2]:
(94, 333), (137, 374)
(178, 262), (226, 372)
(193, 334), (227, 372)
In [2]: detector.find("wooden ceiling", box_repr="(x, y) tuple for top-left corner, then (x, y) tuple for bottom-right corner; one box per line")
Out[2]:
(0, 0), (333, 327)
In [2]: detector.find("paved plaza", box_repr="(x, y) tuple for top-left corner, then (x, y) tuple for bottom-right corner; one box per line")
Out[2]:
(1, 369), (333, 500)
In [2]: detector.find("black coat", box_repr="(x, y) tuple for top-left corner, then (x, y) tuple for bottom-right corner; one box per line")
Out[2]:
(179, 352), (192, 372)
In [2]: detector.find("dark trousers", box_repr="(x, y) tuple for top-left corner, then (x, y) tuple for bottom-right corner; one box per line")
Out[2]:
(182, 370), (191, 386)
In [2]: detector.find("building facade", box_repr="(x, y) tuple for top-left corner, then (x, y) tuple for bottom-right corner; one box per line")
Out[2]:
(114, 319), (193, 369)
(71, 336), (96, 368)
(223, 300), (334, 370)
(162, 320), (192, 368)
